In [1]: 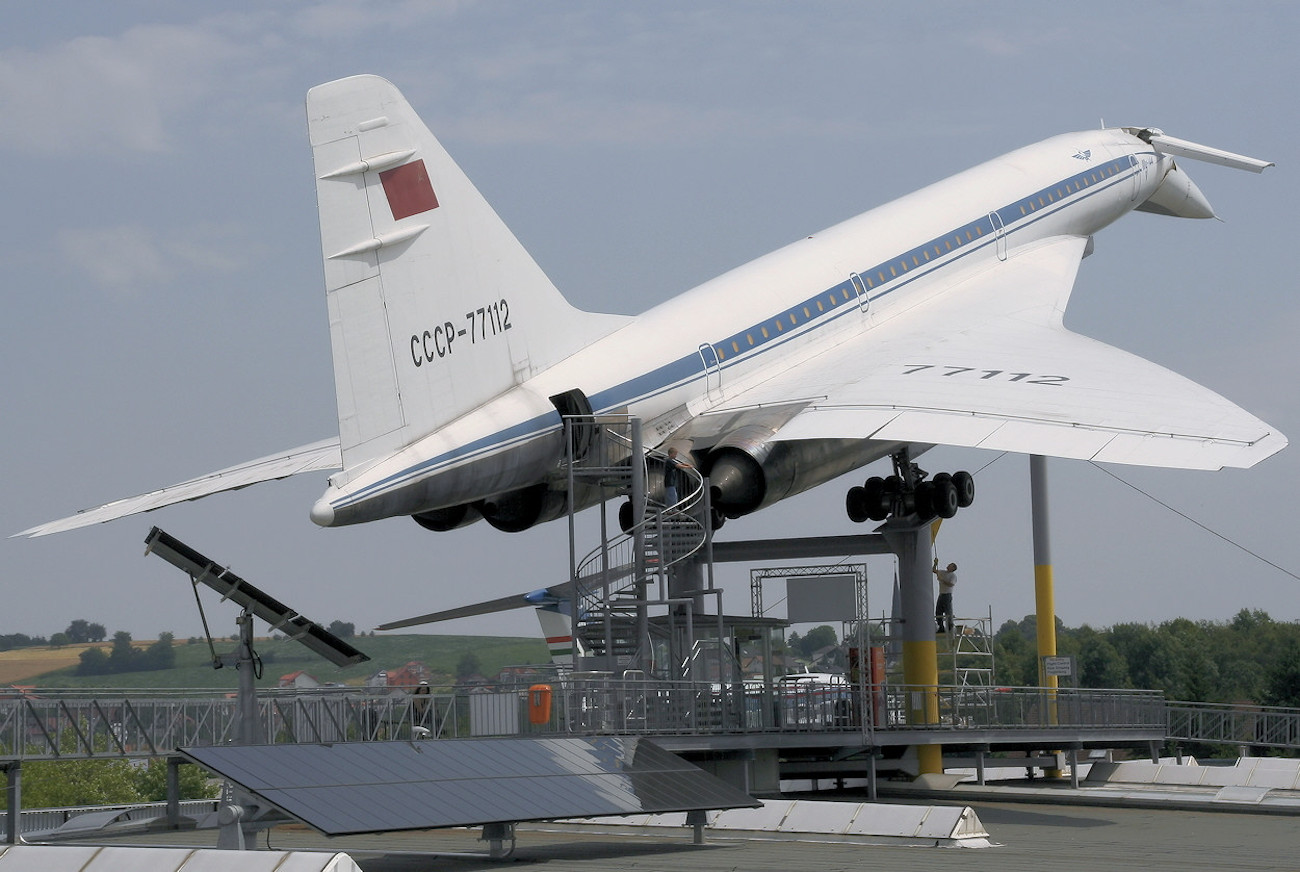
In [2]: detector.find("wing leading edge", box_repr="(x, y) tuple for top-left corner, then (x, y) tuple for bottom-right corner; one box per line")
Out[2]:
(15, 438), (342, 538)
(707, 236), (1285, 471)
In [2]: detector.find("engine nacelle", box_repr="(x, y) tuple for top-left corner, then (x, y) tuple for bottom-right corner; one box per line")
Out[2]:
(706, 429), (902, 518)
(478, 484), (562, 533)
(476, 480), (607, 533)
(411, 503), (483, 532)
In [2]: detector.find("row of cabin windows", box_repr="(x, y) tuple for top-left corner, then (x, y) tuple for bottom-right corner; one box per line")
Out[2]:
(713, 159), (1131, 362)
(1017, 160), (1126, 216)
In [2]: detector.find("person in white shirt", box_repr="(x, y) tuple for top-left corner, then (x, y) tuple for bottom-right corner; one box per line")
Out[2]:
(932, 559), (957, 634)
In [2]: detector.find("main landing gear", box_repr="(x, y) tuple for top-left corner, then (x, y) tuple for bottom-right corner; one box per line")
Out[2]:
(845, 451), (974, 523)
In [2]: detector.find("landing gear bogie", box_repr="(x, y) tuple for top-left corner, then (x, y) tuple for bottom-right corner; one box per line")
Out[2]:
(845, 467), (975, 524)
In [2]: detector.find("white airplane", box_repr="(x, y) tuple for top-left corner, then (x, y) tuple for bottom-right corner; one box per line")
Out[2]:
(17, 74), (1284, 541)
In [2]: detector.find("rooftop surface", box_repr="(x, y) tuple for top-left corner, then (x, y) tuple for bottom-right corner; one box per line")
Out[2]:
(53, 787), (1298, 872)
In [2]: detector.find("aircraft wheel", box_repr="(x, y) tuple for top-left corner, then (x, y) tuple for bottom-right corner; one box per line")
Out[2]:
(932, 479), (960, 519)
(711, 507), (727, 530)
(953, 470), (975, 507)
(846, 486), (869, 523)
(864, 477), (889, 521)
(914, 481), (937, 519)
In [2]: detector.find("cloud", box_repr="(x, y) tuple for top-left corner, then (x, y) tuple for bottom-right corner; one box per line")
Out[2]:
(58, 223), (247, 298)
(0, 20), (258, 155)
(287, 0), (464, 41)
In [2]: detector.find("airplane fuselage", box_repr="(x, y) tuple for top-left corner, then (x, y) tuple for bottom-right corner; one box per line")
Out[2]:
(310, 128), (1174, 529)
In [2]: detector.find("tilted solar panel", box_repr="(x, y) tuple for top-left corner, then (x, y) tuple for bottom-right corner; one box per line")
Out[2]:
(183, 737), (759, 835)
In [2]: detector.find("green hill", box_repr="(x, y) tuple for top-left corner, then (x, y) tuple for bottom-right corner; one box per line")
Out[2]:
(26, 634), (548, 690)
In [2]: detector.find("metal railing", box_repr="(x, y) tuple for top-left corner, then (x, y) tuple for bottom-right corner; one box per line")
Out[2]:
(1166, 700), (1300, 751)
(0, 688), (465, 760)
(0, 680), (1169, 761)
(0, 800), (219, 839)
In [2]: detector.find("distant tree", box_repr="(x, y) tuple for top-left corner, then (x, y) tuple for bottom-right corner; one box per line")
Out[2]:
(993, 617), (1041, 686)
(87, 622), (107, 643)
(65, 619), (93, 644)
(801, 625), (838, 657)
(0, 633), (46, 651)
(49, 632), (70, 648)
(2, 758), (219, 810)
(1071, 627), (1128, 689)
(1262, 640), (1300, 708)
(76, 646), (111, 676)
(328, 620), (356, 639)
(1108, 622), (1162, 690)
(133, 759), (219, 802)
(456, 651), (482, 679)
(139, 633), (176, 671)
(108, 631), (141, 673)
(10, 759), (142, 809)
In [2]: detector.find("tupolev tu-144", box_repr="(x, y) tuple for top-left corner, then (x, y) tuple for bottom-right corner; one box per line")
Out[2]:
(18, 75), (1284, 540)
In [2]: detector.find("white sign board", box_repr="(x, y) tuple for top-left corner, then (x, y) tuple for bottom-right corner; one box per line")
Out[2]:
(1043, 656), (1074, 677)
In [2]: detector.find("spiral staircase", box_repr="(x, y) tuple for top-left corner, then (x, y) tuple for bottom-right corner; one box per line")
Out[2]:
(562, 419), (709, 672)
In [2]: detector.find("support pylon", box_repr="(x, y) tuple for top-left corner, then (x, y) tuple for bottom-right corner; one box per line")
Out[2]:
(883, 519), (942, 775)
(1031, 454), (1062, 777)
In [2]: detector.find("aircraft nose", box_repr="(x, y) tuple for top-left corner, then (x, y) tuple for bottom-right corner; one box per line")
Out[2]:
(309, 498), (336, 527)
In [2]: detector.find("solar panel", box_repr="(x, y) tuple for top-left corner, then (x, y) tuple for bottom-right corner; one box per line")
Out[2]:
(182, 737), (759, 835)
(144, 527), (369, 667)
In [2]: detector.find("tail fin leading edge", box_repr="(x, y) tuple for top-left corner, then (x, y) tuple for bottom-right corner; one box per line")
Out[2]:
(307, 75), (628, 471)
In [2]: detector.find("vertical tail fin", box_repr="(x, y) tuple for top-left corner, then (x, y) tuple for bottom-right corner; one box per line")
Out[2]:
(535, 602), (584, 669)
(306, 75), (628, 471)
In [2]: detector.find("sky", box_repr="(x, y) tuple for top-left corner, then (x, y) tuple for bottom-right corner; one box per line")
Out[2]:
(3, 2), (1299, 662)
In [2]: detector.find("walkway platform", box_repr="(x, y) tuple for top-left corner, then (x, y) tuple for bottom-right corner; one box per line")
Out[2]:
(874, 756), (1300, 815)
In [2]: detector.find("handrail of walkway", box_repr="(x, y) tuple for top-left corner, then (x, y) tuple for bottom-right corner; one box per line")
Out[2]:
(0, 680), (1166, 762)
(0, 799), (219, 840)
(1166, 699), (1300, 751)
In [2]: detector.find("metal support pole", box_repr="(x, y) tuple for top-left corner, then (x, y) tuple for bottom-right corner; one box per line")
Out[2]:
(236, 609), (261, 746)
(631, 419), (648, 673)
(166, 757), (182, 828)
(1030, 455), (1059, 690)
(566, 417), (579, 667)
(219, 609), (263, 850)
(1031, 455), (1062, 777)
(883, 519), (942, 775)
(4, 763), (20, 845)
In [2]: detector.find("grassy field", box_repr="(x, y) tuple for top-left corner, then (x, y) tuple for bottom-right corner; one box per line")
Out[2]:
(0, 643), (108, 685)
(1, 634), (549, 690)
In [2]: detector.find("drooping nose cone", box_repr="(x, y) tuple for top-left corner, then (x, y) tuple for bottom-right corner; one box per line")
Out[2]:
(310, 497), (336, 527)
(1137, 163), (1216, 219)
